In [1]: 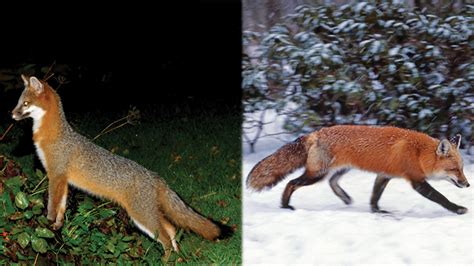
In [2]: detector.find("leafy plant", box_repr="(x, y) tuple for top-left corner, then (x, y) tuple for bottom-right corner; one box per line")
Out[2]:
(243, 1), (473, 151)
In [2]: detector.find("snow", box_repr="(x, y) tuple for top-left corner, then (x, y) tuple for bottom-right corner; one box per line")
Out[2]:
(243, 112), (473, 265)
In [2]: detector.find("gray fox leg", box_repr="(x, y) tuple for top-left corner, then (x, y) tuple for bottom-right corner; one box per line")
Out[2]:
(159, 214), (178, 252)
(156, 216), (175, 262)
(47, 176), (68, 230)
(411, 180), (467, 214)
(328, 169), (351, 205)
(281, 170), (326, 210)
(129, 210), (176, 259)
(370, 175), (390, 213)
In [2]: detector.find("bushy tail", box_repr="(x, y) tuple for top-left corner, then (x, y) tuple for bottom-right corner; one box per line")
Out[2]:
(246, 135), (308, 191)
(158, 186), (221, 241)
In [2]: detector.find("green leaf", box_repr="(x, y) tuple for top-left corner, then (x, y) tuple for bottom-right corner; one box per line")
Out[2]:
(31, 236), (48, 253)
(22, 64), (36, 70)
(17, 232), (30, 249)
(11, 227), (24, 235)
(106, 240), (115, 253)
(37, 216), (50, 226)
(29, 197), (44, 208)
(0, 217), (7, 227)
(35, 169), (44, 178)
(32, 205), (43, 215)
(15, 192), (29, 210)
(5, 176), (23, 194)
(116, 241), (128, 252)
(129, 247), (140, 258)
(0, 192), (15, 215)
(121, 235), (135, 242)
(35, 227), (55, 238)
(23, 210), (34, 219)
(99, 209), (116, 219)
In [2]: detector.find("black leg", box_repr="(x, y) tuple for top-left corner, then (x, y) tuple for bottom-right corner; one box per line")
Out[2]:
(281, 172), (325, 210)
(370, 175), (391, 213)
(411, 180), (467, 214)
(328, 169), (352, 205)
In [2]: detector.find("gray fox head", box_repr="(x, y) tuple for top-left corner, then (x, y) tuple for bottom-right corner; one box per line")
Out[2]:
(12, 75), (46, 122)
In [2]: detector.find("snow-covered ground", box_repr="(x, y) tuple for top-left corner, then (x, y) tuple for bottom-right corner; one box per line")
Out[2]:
(243, 112), (473, 265)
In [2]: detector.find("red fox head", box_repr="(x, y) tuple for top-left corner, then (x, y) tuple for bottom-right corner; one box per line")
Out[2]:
(12, 75), (47, 126)
(431, 135), (469, 188)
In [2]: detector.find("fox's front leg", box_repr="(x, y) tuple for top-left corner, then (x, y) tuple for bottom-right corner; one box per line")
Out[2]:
(47, 176), (68, 230)
(411, 180), (467, 214)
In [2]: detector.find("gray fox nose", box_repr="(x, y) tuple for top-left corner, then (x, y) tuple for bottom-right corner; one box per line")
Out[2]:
(12, 110), (22, 120)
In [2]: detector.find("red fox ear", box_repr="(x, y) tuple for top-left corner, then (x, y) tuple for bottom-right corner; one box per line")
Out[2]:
(436, 139), (451, 156)
(450, 134), (461, 149)
(29, 77), (44, 95)
(21, 74), (29, 86)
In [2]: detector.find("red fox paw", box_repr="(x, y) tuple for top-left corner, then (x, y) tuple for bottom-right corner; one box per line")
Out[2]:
(455, 206), (468, 215)
(371, 206), (390, 214)
(281, 204), (295, 210)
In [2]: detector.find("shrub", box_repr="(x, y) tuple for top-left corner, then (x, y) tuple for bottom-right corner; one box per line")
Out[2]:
(243, 2), (473, 149)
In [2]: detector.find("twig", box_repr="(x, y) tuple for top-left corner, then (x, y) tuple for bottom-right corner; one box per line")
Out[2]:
(92, 107), (140, 141)
(0, 123), (14, 141)
(84, 201), (112, 217)
(30, 188), (47, 197)
(94, 117), (128, 137)
(197, 192), (217, 199)
(242, 109), (267, 153)
(33, 253), (39, 266)
(43, 61), (56, 81)
(93, 121), (129, 141)
(31, 175), (48, 193)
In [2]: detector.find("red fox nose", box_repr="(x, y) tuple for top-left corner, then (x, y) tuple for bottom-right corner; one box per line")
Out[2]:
(466, 182), (470, 188)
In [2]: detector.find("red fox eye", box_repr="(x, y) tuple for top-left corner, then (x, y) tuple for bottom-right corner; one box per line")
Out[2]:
(23, 101), (29, 106)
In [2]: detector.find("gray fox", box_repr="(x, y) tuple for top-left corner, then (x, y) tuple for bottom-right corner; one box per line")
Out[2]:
(12, 75), (222, 259)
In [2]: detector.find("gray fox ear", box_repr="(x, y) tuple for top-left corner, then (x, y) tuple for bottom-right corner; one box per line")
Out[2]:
(450, 134), (461, 149)
(21, 74), (29, 86)
(436, 139), (451, 156)
(29, 77), (44, 95)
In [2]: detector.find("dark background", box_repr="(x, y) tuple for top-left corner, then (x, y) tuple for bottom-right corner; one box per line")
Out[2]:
(0, 1), (241, 113)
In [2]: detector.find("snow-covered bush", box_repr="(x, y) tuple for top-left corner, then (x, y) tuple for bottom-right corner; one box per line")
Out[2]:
(243, 1), (473, 147)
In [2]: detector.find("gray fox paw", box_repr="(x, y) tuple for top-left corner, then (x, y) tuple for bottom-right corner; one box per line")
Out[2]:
(47, 214), (55, 222)
(51, 221), (63, 231)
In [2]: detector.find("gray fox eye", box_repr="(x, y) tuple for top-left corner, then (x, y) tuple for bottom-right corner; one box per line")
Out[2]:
(23, 101), (29, 106)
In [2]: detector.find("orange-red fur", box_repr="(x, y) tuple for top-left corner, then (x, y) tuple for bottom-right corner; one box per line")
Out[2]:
(247, 125), (469, 213)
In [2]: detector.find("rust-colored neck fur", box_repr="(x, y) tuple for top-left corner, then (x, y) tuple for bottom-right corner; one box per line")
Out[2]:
(32, 83), (69, 143)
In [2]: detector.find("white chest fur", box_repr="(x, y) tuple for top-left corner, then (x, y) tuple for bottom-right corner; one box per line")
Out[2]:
(28, 105), (48, 169)
(34, 142), (48, 170)
(26, 105), (46, 133)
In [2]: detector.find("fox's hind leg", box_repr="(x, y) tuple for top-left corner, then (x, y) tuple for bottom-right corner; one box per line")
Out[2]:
(159, 214), (179, 252)
(129, 211), (176, 261)
(282, 144), (330, 210)
(370, 175), (391, 213)
(328, 169), (351, 205)
(281, 170), (327, 210)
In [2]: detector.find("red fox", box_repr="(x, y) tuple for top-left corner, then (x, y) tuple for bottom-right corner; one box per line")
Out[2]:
(12, 75), (224, 259)
(247, 125), (470, 214)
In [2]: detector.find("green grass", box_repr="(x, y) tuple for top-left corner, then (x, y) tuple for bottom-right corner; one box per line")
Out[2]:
(0, 104), (241, 264)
